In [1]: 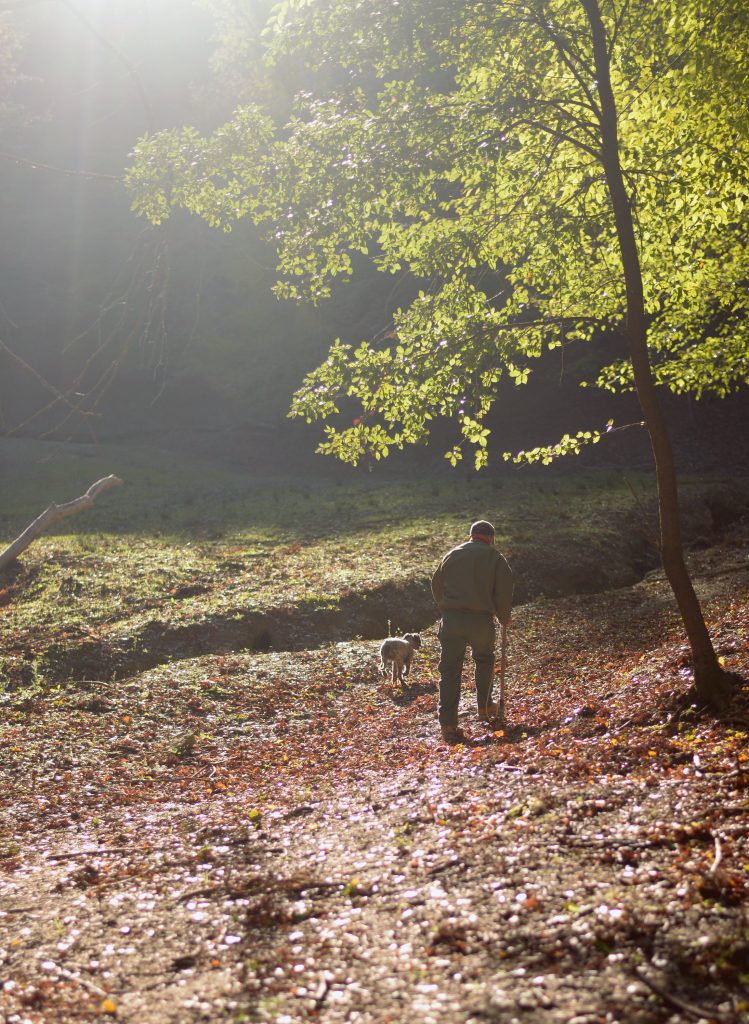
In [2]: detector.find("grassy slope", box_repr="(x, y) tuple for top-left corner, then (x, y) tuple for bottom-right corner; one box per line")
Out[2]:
(2, 438), (744, 694)
(2, 440), (749, 1023)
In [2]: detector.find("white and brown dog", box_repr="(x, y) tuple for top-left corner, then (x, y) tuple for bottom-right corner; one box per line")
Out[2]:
(379, 632), (422, 684)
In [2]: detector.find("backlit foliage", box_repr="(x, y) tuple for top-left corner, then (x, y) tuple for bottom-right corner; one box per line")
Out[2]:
(127, 0), (749, 467)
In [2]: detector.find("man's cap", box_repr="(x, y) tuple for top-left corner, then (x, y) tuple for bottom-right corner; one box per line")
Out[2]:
(470, 520), (495, 538)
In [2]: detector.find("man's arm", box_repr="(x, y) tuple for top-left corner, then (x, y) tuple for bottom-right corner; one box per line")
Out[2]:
(431, 562), (444, 606)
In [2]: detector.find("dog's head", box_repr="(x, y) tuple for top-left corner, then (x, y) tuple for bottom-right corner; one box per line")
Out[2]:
(404, 633), (422, 649)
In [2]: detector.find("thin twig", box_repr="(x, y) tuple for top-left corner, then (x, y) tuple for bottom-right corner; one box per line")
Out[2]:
(45, 847), (137, 861)
(0, 149), (121, 182)
(45, 963), (109, 999)
(60, 0), (155, 133)
(634, 967), (726, 1023)
(710, 834), (723, 875)
(313, 977), (331, 1009)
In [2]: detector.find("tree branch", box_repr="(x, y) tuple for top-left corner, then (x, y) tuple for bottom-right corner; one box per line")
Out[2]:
(525, 2), (602, 121)
(0, 476), (123, 573)
(59, 0), (155, 134)
(0, 149), (122, 183)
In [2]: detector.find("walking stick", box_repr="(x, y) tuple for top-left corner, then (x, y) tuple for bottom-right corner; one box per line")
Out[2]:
(498, 622), (508, 725)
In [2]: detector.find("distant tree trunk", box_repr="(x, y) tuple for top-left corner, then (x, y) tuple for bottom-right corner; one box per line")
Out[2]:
(0, 475), (123, 574)
(583, 0), (732, 708)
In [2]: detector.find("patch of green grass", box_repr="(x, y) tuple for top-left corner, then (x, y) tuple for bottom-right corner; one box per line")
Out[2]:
(1, 438), (745, 692)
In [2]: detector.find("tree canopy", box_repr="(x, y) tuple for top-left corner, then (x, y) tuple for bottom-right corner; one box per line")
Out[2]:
(128, 0), (749, 468)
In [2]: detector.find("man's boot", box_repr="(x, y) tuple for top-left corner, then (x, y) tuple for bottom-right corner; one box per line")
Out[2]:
(440, 724), (468, 744)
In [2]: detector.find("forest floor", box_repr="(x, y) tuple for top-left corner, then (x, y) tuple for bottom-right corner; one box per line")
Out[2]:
(1, 443), (749, 1024)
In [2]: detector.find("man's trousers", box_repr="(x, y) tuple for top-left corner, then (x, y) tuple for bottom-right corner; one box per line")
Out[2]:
(437, 609), (495, 727)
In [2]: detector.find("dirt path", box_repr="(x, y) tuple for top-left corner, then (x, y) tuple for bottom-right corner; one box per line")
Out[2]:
(2, 536), (749, 1024)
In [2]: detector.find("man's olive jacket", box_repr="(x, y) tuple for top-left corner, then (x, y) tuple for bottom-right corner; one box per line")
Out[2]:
(431, 540), (513, 625)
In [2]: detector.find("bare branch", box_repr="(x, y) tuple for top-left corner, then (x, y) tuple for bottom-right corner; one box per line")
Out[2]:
(0, 148), (122, 183)
(59, 0), (155, 134)
(0, 476), (123, 573)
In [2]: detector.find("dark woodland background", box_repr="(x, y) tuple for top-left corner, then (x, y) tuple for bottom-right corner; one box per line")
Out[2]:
(0, 0), (745, 474)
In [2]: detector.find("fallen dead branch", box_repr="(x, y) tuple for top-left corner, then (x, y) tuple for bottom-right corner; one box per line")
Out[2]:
(0, 475), (123, 573)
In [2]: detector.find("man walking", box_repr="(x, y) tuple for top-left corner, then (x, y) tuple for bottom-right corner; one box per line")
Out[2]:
(431, 520), (513, 743)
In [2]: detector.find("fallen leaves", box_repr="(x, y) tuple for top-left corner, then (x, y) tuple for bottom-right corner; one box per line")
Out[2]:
(2, 491), (749, 1022)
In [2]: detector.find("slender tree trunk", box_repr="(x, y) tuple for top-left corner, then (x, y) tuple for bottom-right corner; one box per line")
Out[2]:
(582, 0), (731, 708)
